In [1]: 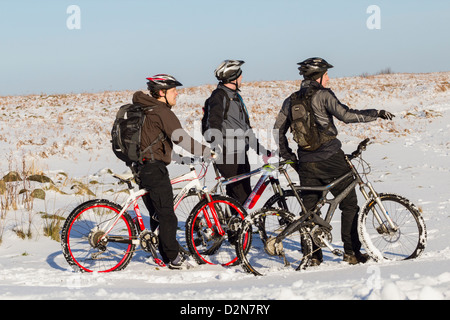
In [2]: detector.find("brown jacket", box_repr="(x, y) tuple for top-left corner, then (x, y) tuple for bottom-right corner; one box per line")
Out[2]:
(132, 91), (210, 165)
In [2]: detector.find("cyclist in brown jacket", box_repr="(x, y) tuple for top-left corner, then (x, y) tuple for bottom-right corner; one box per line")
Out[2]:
(132, 74), (213, 269)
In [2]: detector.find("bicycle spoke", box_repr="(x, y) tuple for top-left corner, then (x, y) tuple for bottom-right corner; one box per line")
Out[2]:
(187, 196), (247, 266)
(237, 209), (307, 276)
(359, 194), (426, 261)
(61, 201), (136, 272)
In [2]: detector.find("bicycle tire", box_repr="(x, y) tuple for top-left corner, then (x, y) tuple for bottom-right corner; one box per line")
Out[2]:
(263, 188), (303, 216)
(358, 193), (427, 262)
(186, 195), (248, 266)
(236, 208), (310, 276)
(61, 199), (137, 272)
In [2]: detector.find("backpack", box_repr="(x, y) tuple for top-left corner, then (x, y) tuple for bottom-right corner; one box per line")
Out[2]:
(202, 88), (230, 136)
(289, 88), (335, 151)
(111, 104), (166, 166)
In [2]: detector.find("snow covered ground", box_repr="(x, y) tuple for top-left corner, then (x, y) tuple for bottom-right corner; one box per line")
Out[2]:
(0, 72), (449, 301)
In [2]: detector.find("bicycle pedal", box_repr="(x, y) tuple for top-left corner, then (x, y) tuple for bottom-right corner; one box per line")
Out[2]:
(332, 249), (343, 257)
(154, 258), (166, 268)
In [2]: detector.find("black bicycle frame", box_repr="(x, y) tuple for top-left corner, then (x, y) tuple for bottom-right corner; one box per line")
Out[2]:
(275, 167), (360, 243)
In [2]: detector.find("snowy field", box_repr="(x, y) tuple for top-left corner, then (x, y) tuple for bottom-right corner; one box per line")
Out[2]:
(0, 72), (449, 302)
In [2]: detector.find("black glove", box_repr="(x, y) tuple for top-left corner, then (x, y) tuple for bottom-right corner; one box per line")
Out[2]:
(378, 110), (395, 120)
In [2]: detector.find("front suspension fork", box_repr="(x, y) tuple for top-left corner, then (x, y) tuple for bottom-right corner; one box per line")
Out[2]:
(360, 182), (398, 232)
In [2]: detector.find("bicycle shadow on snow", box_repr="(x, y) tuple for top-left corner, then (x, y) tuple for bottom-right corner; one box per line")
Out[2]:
(46, 249), (156, 272)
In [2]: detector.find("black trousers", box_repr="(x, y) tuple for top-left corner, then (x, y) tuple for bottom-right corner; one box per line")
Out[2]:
(215, 152), (252, 205)
(297, 150), (361, 258)
(139, 161), (179, 263)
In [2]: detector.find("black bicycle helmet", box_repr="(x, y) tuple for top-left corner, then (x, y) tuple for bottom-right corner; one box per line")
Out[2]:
(146, 74), (183, 92)
(214, 60), (245, 83)
(298, 57), (334, 80)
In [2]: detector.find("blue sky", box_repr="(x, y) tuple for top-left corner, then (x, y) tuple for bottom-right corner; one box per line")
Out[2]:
(1, 0), (449, 96)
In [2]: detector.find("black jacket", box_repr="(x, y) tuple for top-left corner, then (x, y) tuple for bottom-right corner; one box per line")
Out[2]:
(274, 80), (379, 162)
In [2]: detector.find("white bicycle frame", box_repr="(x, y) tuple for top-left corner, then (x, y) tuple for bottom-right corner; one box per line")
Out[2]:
(99, 166), (204, 243)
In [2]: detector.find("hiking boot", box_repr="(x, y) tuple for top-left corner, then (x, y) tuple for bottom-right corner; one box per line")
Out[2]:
(343, 252), (370, 265)
(310, 257), (322, 267)
(168, 253), (192, 270)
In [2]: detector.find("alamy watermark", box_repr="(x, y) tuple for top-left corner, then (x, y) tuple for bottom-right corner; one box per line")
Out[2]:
(367, 5), (381, 30)
(171, 126), (280, 166)
(66, 5), (81, 30)
(66, 5), (381, 31)
(366, 265), (382, 291)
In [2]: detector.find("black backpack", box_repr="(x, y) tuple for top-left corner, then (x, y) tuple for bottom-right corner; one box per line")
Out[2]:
(111, 104), (166, 166)
(289, 88), (335, 151)
(202, 88), (230, 136)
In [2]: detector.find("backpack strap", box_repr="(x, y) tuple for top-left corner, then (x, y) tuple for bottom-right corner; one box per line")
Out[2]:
(205, 87), (249, 126)
(139, 105), (168, 163)
(141, 132), (167, 163)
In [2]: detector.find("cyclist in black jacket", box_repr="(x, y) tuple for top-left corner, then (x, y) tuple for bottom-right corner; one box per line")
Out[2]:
(274, 57), (395, 266)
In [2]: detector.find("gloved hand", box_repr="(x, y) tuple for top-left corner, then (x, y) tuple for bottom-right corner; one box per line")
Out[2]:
(378, 110), (395, 120)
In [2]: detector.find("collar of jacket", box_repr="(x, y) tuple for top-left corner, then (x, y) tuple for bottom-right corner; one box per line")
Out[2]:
(132, 91), (172, 109)
(300, 79), (324, 90)
(218, 82), (241, 94)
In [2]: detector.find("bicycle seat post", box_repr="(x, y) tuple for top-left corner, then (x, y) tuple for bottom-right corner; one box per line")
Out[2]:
(126, 180), (133, 190)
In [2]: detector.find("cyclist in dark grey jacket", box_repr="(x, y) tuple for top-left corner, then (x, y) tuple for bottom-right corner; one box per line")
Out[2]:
(203, 60), (270, 205)
(274, 57), (394, 266)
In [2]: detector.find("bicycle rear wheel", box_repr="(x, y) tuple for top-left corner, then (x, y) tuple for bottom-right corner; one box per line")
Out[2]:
(186, 195), (248, 266)
(236, 208), (309, 276)
(358, 193), (427, 261)
(263, 188), (303, 216)
(61, 200), (136, 272)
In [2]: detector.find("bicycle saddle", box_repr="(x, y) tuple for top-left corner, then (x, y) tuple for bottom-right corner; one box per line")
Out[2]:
(113, 173), (134, 182)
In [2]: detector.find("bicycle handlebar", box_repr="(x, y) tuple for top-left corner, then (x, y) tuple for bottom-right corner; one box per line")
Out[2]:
(348, 138), (370, 160)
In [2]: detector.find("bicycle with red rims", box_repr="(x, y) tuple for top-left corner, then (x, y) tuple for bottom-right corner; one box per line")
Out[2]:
(185, 160), (301, 266)
(60, 163), (209, 273)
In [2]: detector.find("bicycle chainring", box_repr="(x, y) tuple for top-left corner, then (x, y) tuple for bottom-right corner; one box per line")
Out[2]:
(140, 230), (159, 253)
(310, 226), (333, 248)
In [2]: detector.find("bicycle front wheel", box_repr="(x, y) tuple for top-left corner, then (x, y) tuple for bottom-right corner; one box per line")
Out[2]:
(61, 200), (137, 272)
(358, 193), (427, 261)
(236, 208), (309, 276)
(186, 195), (248, 266)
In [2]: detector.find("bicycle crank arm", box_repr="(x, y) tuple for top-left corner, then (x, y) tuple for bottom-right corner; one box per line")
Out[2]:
(107, 236), (140, 245)
(316, 233), (343, 257)
(275, 213), (312, 242)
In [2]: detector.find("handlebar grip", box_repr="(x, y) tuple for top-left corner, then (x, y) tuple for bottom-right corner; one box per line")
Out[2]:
(350, 138), (370, 159)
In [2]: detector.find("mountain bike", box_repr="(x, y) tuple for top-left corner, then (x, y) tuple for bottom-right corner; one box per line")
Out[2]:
(235, 139), (428, 276)
(186, 159), (303, 266)
(61, 163), (208, 272)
